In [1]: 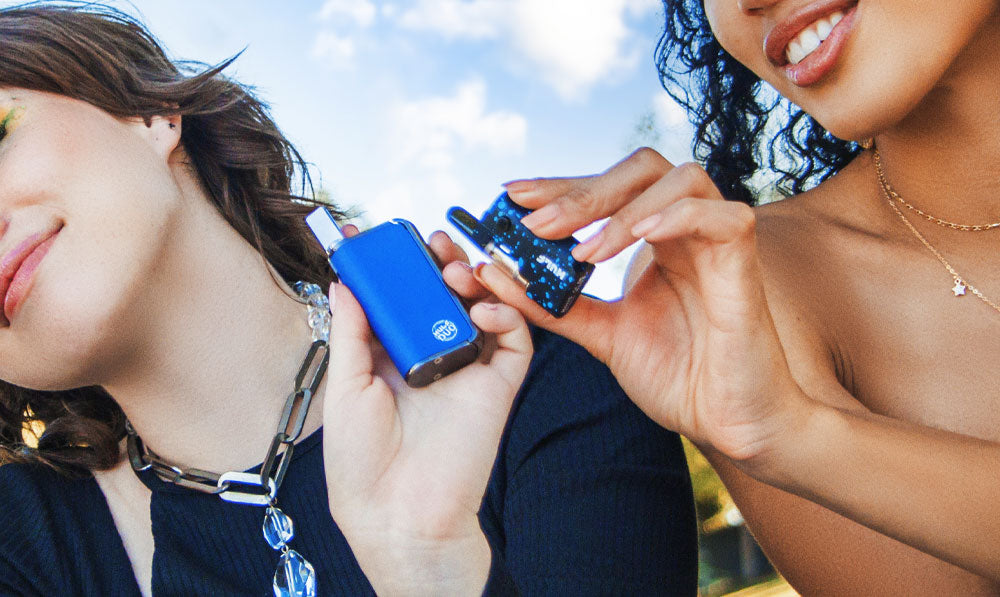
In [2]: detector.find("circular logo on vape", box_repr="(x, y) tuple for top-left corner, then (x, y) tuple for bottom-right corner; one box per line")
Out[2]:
(431, 319), (459, 342)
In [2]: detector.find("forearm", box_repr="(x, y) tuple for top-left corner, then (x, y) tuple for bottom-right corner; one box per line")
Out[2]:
(739, 397), (1000, 580)
(705, 449), (998, 595)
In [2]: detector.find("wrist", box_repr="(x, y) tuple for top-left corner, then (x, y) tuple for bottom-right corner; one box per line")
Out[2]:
(730, 381), (822, 480)
(738, 389), (836, 488)
(347, 524), (492, 596)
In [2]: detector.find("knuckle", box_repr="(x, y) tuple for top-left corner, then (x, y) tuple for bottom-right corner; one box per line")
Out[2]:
(629, 146), (668, 171)
(672, 161), (711, 193)
(673, 196), (699, 221)
(561, 185), (602, 216)
(730, 202), (756, 234)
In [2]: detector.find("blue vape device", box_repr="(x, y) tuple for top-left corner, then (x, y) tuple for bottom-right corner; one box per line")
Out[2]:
(448, 193), (595, 317)
(305, 208), (482, 387)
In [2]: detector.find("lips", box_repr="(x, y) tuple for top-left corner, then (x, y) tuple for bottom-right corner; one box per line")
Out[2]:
(0, 228), (60, 325)
(764, 0), (859, 86)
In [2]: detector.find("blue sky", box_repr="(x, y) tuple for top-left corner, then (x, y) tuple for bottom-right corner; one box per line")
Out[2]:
(21, 0), (697, 298)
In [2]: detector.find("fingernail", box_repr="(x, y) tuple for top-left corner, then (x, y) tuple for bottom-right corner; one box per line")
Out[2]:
(459, 261), (473, 272)
(472, 263), (487, 282)
(520, 204), (560, 230)
(479, 301), (499, 311)
(502, 180), (537, 195)
(572, 229), (603, 262)
(631, 214), (662, 237)
(327, 283), (338, 312)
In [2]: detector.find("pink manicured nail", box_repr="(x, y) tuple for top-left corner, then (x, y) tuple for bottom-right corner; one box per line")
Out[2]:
(572, 229), (603, 262)
(520, 204), (560, 230)
(502, 180), (537, 194)
(631, 214), (662, 237)
(327, 283), (337, 312)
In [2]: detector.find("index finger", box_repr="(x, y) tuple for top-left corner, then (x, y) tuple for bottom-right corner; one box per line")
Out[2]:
(507, 147), (674, 240)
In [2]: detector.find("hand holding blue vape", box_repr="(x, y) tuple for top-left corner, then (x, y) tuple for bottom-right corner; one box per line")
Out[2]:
(306, 208), (534, 593)
(448, 192), (595, 318)
(306, 208), (483, 387)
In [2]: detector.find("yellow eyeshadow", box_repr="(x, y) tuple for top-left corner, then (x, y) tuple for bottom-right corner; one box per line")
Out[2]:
(0, 106), (24, 134)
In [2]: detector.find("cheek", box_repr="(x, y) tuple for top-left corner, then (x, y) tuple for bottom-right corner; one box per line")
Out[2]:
(0, 227), (156, 390)
(0, 133), (180, 390)
(703, 1), (766, 72)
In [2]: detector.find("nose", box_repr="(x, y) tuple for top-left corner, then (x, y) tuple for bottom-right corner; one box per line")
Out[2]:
(737, 0), (779, 14)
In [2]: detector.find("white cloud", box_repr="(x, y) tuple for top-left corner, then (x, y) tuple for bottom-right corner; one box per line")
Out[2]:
(364, 78), (527, 232)
(654, 91), (688, 128)
(311, 32), (357, 69)
(388, 0), (660, 100)
(509, 0), (658, 100)
(652, 91), (695, 164)
(395, 0), (504, 40)
(391, 78), (527, 170)
(317, 0), (377, 27)
(366, 172), (465, 229)
(625, 0), (660, 17)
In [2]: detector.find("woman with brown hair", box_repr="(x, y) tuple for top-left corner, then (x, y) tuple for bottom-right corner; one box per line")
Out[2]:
(0, 3), (697, 595)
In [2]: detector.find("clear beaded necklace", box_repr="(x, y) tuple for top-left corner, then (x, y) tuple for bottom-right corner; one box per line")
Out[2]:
(126, 282), (331, 597)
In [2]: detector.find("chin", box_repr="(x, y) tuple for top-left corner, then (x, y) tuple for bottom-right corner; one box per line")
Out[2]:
(814, 117), (877, 144)
(2, 291), (128, 391)
(803, 95), (911, 143)
(1, 330), (106, 393)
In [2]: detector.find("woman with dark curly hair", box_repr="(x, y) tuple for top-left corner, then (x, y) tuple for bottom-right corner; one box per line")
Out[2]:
(455, 0), (1000, 593)
(0, 3), (700, 595)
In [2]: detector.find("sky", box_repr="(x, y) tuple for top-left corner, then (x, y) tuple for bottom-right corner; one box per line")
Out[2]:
(15, 0), (697, 299)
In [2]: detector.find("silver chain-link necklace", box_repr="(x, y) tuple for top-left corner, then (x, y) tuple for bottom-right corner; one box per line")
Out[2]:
(126, 282), (331, 597)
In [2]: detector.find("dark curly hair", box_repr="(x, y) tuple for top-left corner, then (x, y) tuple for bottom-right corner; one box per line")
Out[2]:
(0, 3), (344, 476)
(656, 0), (863, 205)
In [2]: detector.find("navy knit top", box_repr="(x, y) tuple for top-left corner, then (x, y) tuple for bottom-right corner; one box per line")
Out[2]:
(0, 329), (697, 595)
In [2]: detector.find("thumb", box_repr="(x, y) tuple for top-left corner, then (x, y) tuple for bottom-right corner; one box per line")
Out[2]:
(468, 301), (533, 388)
(473, 263), (618, 363)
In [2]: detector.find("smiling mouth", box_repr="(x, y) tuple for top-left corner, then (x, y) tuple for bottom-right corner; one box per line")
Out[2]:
(763, 0), (860, 87)
(785, 10), (845, 65)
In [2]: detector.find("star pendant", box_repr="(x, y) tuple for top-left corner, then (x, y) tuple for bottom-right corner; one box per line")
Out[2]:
(952, 279), (967, 296)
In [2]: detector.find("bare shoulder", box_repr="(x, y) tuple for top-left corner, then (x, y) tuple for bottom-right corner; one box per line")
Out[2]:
(752, 168), (887, 409)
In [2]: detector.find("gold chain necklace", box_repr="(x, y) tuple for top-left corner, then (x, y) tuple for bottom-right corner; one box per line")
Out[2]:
(873, 150), (1000, 315)
(873, 149), (1000, 231)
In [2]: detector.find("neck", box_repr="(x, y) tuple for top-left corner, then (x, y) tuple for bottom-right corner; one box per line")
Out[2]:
(102, 187), (325, 474)
(873, 11), (1000, 222)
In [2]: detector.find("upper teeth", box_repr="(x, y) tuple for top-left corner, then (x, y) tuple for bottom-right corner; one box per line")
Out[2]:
(785, 11), (844, 65)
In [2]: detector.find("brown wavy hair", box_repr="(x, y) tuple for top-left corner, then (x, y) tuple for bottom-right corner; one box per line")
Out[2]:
(0, 3), (344, 476)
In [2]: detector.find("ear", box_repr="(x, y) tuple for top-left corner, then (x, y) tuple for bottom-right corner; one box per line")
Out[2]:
(136, 114), (182, 160)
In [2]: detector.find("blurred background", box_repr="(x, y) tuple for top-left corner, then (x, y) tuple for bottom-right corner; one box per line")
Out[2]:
(6, 1), (799, 593)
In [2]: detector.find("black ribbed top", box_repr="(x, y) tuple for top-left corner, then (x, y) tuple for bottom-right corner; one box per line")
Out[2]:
(0, 329), (697, 595)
